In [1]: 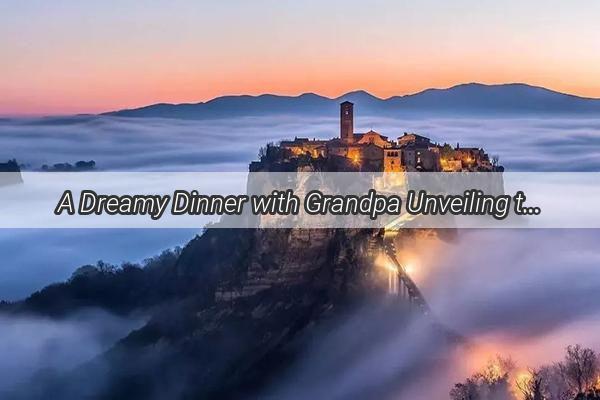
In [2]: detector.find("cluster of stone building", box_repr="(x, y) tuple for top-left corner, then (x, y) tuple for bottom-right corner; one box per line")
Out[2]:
(278, 102), (499, 172)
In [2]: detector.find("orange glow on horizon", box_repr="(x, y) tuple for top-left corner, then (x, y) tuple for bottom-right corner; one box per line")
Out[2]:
(2, 2), (600, 115)
(3, 72), (600, 116)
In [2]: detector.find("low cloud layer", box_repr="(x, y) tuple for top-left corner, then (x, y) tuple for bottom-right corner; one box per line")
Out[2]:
(1, 116), (600, 398)
(0, 310), (144, 395)
(1, 114), (600, 172)
(0, 115), (332, 171)
(265, 229), (600, 399)
(429, 230), (600, 339)
(375, 116), (600, 172)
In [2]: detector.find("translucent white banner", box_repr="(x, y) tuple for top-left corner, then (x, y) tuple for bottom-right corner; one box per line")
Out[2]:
(0, 172), (598, 228)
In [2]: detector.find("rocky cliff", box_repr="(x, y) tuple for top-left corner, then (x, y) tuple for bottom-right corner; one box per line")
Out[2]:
(9, 227), (398, 399)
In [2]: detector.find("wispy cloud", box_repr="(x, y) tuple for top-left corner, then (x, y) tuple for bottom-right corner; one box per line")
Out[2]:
(0, 310), (144, 395)
(265, 229), (600, 399)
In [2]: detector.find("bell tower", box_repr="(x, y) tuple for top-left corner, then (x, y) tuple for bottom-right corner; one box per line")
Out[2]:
(340, 101), (354, 143)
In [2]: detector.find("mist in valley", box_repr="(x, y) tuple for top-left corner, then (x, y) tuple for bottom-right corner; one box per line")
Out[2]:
(0, 310), (145, 396)
(1, 115), (600, 398)
(264, 229), (600, 399)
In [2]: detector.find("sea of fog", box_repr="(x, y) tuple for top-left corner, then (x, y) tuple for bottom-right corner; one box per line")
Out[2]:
(1, 114), (600, 398)
(1, 114), (600, 299)
(2, 114), (600, 172)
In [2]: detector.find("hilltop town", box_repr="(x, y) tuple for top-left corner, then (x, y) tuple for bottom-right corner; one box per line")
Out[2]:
(252, 101), (503, 173)
(0, 103), (509, 400)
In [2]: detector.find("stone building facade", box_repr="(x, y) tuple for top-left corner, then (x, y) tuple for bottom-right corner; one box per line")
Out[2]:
(278, 102), (497, 173)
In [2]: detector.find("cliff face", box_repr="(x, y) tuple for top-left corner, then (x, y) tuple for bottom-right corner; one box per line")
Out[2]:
(22, 227), (390, 400)
(8, 223), (452, 400)
(125, 228), (386, 399)
(76, 157), (443, 399)
(214, 228), (381, 300)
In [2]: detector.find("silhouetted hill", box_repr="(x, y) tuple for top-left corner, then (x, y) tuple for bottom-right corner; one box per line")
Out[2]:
(105, 83), (600, 119)
(391, 83), (600, 114)
(107, 92), (335, 119)
(2, 229), (251, 317)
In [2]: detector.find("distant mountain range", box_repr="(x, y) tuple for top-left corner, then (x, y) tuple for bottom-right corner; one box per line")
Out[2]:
(105, 83), (600, 119)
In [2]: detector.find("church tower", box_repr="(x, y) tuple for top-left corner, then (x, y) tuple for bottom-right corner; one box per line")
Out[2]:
(340, 101), (354, 143)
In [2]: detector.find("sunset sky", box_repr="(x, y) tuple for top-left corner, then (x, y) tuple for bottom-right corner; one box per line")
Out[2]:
(1, 0), (600, 115)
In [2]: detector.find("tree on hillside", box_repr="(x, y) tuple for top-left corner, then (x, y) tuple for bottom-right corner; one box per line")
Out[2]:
(450, 346), (600, 400)
(559, 345), (598, 395)
(516, 368), (544, 400)
(537, 364), (573, 400)
(450, 378), (479, 400)
(450, 356), (516, 400)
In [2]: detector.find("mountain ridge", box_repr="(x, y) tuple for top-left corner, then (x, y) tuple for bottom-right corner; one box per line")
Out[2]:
(104, 83), (600, 119)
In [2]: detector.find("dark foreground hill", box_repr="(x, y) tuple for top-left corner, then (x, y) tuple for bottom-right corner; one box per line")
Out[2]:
(2, 227), (454, 400)
(105, 83), (600, 119)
